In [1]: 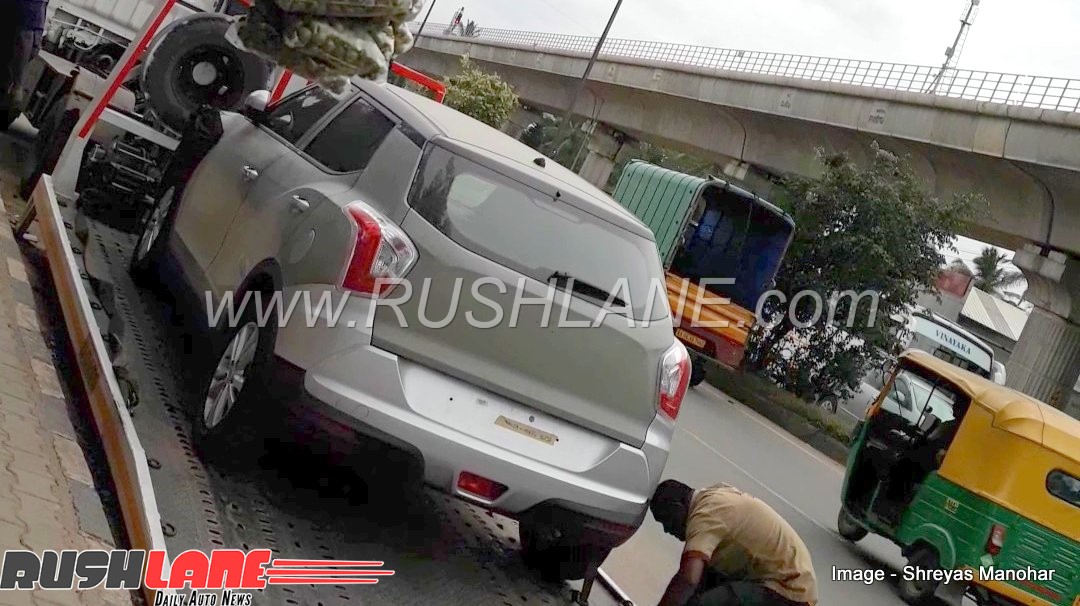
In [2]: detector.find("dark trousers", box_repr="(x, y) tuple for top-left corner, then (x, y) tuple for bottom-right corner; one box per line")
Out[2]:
(689, 571), (809, 606)
(1, 29), (43, 107)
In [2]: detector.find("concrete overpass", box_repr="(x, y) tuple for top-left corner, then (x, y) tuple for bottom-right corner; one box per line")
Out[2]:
(401, 25), (1080, 411)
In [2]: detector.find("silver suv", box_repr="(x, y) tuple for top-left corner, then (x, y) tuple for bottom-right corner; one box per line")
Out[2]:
(130, 80), (690, 579)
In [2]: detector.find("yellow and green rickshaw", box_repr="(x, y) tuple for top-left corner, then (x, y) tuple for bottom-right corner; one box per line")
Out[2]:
(838, 350), (1080, 606)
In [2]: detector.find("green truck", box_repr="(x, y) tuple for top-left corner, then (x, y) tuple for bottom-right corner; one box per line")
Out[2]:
(612, 161), (795, 383)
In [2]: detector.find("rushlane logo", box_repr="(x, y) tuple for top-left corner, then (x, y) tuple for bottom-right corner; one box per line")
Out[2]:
(1, 550), (393, 603)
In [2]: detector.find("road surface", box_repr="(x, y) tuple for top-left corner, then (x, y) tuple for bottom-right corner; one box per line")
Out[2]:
(603, 383), (963, 606)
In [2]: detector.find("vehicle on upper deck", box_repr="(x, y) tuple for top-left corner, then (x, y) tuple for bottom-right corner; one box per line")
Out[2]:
(129, 79), (690, 581)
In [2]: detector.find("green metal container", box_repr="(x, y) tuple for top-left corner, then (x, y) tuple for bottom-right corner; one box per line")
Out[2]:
(612, 161), (705, 266)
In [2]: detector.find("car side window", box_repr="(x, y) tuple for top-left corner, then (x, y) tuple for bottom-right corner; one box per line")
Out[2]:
(304, 97), (394, 173)
(264, 87), (339, 144)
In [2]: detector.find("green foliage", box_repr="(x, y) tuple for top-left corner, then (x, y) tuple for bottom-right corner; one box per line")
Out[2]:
(706, 362), (857, 446)
(519, 113), (587, 169)
(746, 143), (982, 402)
(969, 246), (1024, 297)
(443, 57), (519, 129)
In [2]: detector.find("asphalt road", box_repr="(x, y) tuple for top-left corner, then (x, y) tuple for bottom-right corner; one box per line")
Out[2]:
(602, 383), (965, 606)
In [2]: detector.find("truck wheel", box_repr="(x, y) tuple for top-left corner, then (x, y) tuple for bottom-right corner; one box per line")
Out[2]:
(897, 547), (940, 605)
(129, 185), (179, 287)
(689, 357), (706, 388)
(837, 508), (868, 542)
(519, 523), (609, 582)
(193, 300), (277, 462)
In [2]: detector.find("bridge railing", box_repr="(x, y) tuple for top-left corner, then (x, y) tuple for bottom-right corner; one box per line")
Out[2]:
(415, 23), (1080, 113)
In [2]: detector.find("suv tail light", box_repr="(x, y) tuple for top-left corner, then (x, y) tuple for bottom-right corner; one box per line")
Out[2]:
(342, 202), (417, 297)
(457, 471), (508, 501)
(986, 524), (1006, 555)
(658, 342), (691, 420)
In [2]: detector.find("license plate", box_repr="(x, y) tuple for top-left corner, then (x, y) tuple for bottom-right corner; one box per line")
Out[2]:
(675, 328), (707, 349)
(495, 415), (557, 446)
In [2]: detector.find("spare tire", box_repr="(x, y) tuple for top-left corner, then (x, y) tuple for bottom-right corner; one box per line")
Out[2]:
(142, 14), (270, 132)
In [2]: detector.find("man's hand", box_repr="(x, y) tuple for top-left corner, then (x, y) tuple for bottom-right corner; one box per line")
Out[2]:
(658, 553), (706, 606)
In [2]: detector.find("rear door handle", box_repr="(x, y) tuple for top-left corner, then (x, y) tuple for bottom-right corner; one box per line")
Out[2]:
(242, 165), (259, 181)
(290, 195), (310, 213)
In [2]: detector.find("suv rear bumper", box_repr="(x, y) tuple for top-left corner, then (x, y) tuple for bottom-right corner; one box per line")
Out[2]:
(275, 344), (671, 534)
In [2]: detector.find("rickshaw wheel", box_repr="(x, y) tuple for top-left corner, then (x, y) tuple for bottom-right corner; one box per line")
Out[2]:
(897, 546), (941, 604)
(837, 508), (868, 542)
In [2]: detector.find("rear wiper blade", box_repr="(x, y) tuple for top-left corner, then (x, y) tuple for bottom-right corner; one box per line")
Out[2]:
(547, 271), (626, 307)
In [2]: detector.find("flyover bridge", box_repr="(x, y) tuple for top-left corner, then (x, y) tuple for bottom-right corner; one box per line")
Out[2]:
(401, 24), (1080, 413)
(417, 24), (1080, 112)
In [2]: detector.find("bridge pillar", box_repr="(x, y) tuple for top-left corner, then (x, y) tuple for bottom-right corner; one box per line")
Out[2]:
(1005, 245), (1080, 411)
(577, 124), (626, 189)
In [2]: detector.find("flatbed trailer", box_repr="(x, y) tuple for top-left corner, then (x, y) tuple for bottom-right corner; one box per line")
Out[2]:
(21, 177), (632, 605)
(14, 2), (637, 602)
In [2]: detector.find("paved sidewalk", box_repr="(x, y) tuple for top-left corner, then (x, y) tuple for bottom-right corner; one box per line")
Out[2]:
(0, 192), (133, 606)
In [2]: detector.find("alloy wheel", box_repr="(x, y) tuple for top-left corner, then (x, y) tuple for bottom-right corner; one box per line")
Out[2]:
(203, 321), (259, 430)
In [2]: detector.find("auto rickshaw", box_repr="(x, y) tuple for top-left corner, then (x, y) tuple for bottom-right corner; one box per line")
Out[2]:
(838, 350), (1080, 606)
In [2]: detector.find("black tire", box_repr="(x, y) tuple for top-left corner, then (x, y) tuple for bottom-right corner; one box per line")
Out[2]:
(142, 14), (270, 132)
(689, 358), (707, 388)
(86, 44), (124, 76)
(519, 523), (609, 582)
(821, 397), (839, 414)
(837, 508), (868, 542)
(129, 185), (180, 287)
(192, 299), (277, 461)
(897, 547), (941, 605)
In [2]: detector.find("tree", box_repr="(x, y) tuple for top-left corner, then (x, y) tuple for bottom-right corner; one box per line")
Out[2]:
(443, 58), (519, 129)
(745, 143), (981, 402)
(520, 113), (587, 169)
(971, 246), (1024, 297)
(948, 258), (974, 277)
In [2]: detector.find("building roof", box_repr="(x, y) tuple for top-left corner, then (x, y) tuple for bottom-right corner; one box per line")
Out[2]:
(901, 350), (1080, 464)
(959, 288), (1030, 341)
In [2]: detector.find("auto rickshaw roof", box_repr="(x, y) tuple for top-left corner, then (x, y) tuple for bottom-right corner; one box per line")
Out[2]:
(901, 349), (1080, 464)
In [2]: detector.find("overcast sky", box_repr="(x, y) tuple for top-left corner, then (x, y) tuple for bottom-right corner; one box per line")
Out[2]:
(424, 0), (1080, 77)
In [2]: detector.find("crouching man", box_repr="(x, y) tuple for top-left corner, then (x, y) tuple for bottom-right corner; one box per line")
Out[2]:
(650, 480), (818, 606)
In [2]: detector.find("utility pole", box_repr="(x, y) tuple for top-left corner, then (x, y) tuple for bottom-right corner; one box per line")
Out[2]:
(926, 0), (981, 93)
(416, 0), (439, 38)
(551, 0), (623, 157)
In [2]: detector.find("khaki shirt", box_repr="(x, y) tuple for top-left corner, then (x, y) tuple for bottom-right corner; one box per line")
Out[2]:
(683, 484), (818, 605)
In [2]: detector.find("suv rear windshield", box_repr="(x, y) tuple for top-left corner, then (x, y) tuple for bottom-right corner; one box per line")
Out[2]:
(409, 145), (668, 321)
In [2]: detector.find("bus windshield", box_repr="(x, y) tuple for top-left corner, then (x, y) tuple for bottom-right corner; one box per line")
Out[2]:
(669, 185), (793, 311)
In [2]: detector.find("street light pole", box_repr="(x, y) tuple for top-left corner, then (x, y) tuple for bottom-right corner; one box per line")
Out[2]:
(553, 0), (623, 153)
